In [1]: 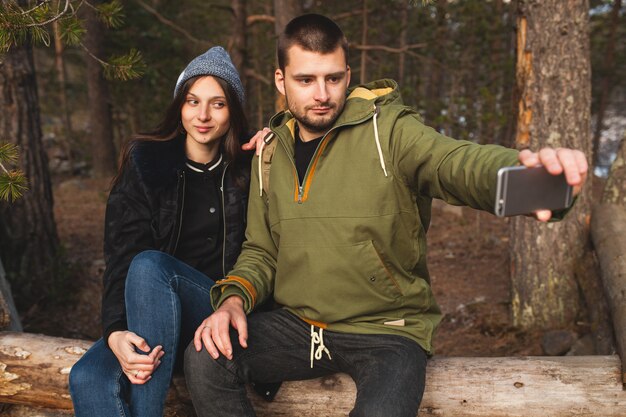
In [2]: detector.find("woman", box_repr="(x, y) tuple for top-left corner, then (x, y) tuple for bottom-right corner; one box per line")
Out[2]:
(69, 46), (253, 417)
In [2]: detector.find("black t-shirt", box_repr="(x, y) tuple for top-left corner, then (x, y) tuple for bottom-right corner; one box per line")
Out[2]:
(294, 126), (323, 184)
(174, 154), (224, 279)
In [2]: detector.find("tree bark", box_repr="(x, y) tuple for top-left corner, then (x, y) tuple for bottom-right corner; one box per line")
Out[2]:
(397, 0), (409, 84)
(230, 0), (247, 92)
(359, 0), (368, 84)
(510, 0), (592, 330)
(81, 1), (117, 178)
(591, 0), (622, 165)
(601, 133), (626, 206)
(0, 30), (61, 310)
(425, 0), (448, 130)
(52, 21), (74, 168)
(1, 332), (625, 416)
(591, 204), (626, 382)
(0, 259), (21, 331)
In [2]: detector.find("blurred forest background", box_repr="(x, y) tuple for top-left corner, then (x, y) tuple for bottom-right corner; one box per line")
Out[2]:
(0, 0), (625, 357)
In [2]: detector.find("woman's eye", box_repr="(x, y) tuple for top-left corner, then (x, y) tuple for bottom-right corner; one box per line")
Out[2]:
(213, 102), (226, 108)
(187, 99), (198, 105)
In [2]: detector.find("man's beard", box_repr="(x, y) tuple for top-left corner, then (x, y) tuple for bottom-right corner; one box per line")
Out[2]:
(286, 96), (345, 135)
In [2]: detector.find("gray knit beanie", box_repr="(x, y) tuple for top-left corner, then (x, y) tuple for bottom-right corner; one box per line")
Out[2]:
(174, 46), (245, 106)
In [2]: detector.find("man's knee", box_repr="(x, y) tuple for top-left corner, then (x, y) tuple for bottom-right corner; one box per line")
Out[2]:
(184, 342), (214, 383)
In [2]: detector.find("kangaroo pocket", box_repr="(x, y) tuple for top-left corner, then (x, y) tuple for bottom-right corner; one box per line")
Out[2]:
(274, 240), (404, 323)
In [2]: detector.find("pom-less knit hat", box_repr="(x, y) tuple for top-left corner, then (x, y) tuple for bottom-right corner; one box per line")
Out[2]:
(174, 46), (245, 106)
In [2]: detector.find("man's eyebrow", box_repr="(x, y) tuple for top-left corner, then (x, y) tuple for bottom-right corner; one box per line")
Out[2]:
(292, 71), (347, 78)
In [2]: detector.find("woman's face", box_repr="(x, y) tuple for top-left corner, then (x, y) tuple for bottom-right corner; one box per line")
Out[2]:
(181, 76), (231, 162)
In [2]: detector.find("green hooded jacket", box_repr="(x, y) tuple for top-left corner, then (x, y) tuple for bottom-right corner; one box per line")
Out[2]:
(211, 79), (519, 353)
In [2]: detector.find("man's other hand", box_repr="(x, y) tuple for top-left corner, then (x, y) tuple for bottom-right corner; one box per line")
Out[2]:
(193, 296), (248, 360)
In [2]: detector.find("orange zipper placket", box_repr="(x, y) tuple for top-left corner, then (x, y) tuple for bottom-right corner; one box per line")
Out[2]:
(293, 133), (334, 203)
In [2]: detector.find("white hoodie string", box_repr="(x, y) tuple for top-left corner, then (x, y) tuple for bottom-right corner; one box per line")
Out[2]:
(372, 106), (388, 177)
(257, 132), (274, 196)
(310, 325), (331, 368)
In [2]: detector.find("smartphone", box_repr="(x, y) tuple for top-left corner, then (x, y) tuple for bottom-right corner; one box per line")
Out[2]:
(494, 165), (573, 217)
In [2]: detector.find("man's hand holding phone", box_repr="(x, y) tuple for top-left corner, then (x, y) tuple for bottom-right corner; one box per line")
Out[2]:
(515, 147), (588, 222)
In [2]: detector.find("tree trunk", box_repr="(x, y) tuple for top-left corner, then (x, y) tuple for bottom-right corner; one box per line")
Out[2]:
(0, 259), (21, 331)
(273, 0), (302, 112)
(601, 133), (626, 206)
(591, 204), (626, 382)
(359, 0), (368, 84)
(52, 21), (74, 168)
(0, 32), (61, 310)
(230, 0), (247, 91)
(510, 0), (592, 330)
(81, 1), (117, 178)
(591, 0), (622, 165)
(425, 0), (448, 130)
(397, 0), (409, 84)
(1, 332), (625, 416)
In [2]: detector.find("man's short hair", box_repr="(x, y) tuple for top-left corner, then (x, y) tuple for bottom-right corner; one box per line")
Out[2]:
(277, 14), (349, 71)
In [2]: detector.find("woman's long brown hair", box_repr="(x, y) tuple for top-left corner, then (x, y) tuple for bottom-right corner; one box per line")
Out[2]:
(112, 75), (249, 187)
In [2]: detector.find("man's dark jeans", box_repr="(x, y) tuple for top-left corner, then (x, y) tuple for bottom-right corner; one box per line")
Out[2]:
(184, 309), (427, 417)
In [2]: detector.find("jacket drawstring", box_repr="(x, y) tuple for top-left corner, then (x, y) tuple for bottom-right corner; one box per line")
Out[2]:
(372, 106), (388, 177)
(258, 132), (274, 196)
(310, 325), (331, 368)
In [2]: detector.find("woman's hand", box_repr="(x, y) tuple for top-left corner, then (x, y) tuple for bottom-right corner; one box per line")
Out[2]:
(107, 330), (165, 384)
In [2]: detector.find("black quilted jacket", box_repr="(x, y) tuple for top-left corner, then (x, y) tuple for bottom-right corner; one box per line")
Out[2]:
(101, 135), (250, 344)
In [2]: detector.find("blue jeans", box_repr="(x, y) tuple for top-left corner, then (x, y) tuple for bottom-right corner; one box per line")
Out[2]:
(184, 309), (427, 417)
(69, 250), (215, 417)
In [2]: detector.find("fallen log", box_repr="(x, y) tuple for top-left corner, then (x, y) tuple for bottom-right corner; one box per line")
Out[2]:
(591, 203), (626, 382)
(1, 332), (625, 416)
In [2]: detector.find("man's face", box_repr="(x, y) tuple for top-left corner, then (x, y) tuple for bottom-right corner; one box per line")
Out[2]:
(275, 45), (351, 141)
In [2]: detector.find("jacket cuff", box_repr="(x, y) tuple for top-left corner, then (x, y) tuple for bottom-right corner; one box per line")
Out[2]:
(103, 321), (128, 349)
(210, 276), (256, 313)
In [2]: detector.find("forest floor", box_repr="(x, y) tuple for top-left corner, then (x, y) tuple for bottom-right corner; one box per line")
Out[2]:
(24, 176), (551, 357)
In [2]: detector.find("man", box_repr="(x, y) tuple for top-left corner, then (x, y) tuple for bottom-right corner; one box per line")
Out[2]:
(184, 14), (587, 417)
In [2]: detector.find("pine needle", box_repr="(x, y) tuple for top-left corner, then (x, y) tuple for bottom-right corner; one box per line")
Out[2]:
(0, 143), (19, 164)
(0, 170), (28, 202)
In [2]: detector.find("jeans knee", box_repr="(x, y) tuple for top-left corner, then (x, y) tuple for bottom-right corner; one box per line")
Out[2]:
(69, 356), (100, 398)
(184, 342), (222, 384)
(127, 250), (173, 288)
(68, 360), (85, 396)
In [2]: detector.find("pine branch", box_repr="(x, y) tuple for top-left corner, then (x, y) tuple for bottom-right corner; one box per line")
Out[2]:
(58, 15), (84, 45)
(24, 0), (71, 28)
(0, 143), (19, 165)
(0, 170), (29, 202)
(0, 143), (28, 202)
(134, 0), (211, 46)
(95, 0), (124, 29)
